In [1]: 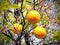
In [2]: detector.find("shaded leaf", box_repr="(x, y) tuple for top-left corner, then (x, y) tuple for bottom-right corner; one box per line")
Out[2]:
(54, 2), (58, 9)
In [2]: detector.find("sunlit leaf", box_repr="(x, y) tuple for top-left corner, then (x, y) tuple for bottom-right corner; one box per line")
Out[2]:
(40, 12), (49, 24)
(23, 0), (26, 6)
(25, 5), (33, 9)
(18, 3), (21, 8)
(9, 4), (19, 9)
(8, 13), (15, 21)
(52, 30), (60, 41)
(23, 10), (27, 16)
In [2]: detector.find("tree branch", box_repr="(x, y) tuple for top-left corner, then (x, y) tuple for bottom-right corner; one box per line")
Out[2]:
(33, 0), (35, 10)
(20, 0), (25, 28)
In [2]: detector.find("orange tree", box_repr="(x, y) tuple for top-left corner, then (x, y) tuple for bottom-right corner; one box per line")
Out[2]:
(0, 0), (59, 45)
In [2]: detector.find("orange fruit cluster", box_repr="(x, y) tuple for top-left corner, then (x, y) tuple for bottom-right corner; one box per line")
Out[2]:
(11, 10), (47, 39)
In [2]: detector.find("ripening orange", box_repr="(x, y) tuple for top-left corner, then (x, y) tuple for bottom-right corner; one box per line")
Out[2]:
(11, 24), (22, 34)
(26, 10), (40, 24)
(33, 26), (47, 39)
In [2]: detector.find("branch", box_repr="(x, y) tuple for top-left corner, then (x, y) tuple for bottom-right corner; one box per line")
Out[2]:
(4, 10), (8, 22)
(20, 0), (25, 30)
(33, 0), (35, 10)
(15, 32), (23, 42)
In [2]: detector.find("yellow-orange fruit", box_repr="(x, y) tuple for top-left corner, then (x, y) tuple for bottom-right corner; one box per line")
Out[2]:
(33, 26), (47, 39)
(26, 10), (40, 24)
(11, 24), (22, 34)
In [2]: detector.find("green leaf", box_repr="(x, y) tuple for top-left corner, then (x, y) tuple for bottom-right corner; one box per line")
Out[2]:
(26, 0), (32, 3)
(56, 12), (60, 23)
(3, 19), (7, 25)
(24, 5), (32, 9)
(58, 26), (60, 40)
(22, 0), (27, 8)
(23, 0), (26, 5)
(4, 36), (11, 45)
(40, 12), (49, 24)
(23, 10), (27, 16)
(54, 2), (58, 9)
(52, 30), (60, 41)
(0, 1), (9, 12)
(52, 30), (58, 37)
(9, 4), (19, 9)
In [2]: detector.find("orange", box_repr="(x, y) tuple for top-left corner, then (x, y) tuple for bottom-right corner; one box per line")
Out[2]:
(26, 10), (40, 24)
(11, 23), (22, 34)
(33, 26), (47, 39)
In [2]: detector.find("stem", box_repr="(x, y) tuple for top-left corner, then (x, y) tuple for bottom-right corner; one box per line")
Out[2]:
(33, 0), (35, 10)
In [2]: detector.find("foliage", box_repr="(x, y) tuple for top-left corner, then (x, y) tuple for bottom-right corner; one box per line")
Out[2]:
(56, 12), (60, 23)
(52, 30), (60, 41)
(0, 1), (19, 12)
